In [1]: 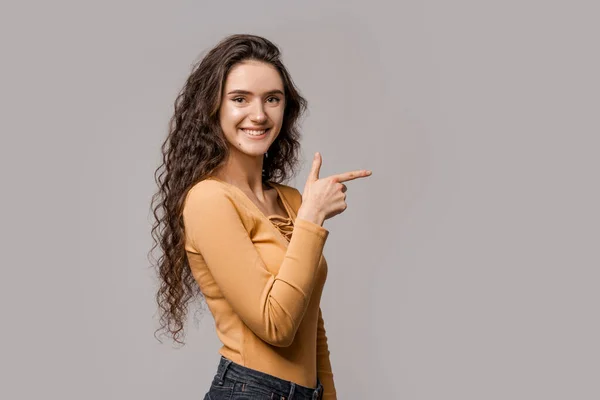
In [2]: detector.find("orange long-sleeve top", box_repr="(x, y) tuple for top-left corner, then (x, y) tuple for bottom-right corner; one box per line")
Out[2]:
(182, 176), (337, 399)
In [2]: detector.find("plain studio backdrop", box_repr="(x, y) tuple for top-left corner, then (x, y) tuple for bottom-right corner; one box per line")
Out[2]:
(1, 1), (598, 399)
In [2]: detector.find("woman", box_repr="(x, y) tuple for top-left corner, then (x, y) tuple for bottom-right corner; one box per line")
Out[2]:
(151, 34), (371, 400)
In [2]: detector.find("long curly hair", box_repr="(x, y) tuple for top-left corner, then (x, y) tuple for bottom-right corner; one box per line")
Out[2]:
(149, 34), (308, 346)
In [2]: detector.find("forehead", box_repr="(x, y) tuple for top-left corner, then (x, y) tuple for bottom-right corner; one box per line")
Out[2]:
(224, 60), (284, 92)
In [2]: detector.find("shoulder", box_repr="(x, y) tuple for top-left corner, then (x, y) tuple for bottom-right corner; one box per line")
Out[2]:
(184, 179), (244, 214)
(186, 178), (228, 200)
(270, 182), (303, 212)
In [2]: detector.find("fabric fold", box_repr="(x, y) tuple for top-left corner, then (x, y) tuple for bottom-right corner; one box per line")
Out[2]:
(268, 215), (294, 242)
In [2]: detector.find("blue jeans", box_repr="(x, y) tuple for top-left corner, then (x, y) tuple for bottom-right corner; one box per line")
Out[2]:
(204, 356), (324, 400)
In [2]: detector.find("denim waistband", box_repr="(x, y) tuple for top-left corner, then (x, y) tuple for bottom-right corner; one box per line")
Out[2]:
(215, 356), (323, 400)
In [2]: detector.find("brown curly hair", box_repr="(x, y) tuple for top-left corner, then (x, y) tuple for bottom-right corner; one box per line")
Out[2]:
(149, 34), (308, 346)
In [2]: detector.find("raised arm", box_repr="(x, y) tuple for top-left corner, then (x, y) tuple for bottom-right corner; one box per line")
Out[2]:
(183, 184), (329, 347)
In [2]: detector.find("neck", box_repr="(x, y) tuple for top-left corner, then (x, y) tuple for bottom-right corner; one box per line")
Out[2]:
(213, 147), (269, 196)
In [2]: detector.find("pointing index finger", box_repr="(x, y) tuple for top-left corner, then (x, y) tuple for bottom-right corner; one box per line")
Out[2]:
(332, 170), (372, 183)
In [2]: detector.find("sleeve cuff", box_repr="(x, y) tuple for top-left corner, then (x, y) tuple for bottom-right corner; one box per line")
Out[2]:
(294, 217), (329, 240)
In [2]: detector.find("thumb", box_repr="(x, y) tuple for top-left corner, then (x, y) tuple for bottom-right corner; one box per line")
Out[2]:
(307, 152), (321, 183)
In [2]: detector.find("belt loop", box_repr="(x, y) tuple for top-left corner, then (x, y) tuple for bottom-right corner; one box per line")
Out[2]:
(217, 358), (233, 385)
(286, 382), (296, 399)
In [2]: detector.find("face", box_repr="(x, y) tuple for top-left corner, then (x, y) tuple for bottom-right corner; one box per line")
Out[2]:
(218, 60), (286, 158)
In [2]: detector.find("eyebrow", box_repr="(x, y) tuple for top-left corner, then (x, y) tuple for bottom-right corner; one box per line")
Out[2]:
(226, 89), (285, 96)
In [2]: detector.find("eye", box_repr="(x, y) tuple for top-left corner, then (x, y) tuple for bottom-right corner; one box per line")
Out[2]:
(232, 97), (245, 103)
(267, 96), (281, 103)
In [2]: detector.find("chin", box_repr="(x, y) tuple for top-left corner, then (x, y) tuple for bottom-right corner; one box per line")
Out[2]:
(234, 146), (270, 158)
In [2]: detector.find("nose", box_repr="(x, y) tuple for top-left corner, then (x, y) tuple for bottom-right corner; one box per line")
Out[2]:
(249, 101), (267, 123)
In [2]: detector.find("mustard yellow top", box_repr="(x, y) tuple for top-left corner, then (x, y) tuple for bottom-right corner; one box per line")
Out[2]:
(182, 176), (336, 399)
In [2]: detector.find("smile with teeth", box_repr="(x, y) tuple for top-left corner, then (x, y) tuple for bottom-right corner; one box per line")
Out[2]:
(241, 128), (270, 136)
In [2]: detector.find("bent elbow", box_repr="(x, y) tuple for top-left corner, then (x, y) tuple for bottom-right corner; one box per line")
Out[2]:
(260, 319), (298, 347)
(249, 298), (304, 347)
(265, 335), (295, 347)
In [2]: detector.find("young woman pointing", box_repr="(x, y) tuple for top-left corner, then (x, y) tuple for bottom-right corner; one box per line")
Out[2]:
(151, 34), (372, 400)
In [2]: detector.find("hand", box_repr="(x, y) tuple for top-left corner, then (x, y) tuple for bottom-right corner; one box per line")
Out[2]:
(297, 152), (372, 225)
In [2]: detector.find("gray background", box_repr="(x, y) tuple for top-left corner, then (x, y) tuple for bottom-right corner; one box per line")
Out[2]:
(2, 0), (598, 399)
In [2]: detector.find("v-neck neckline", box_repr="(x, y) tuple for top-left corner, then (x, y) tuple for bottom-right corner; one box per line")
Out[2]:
(206, 176), (295, 224)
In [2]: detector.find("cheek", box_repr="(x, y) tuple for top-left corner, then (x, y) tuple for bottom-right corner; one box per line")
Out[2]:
(269, 108), (285, 126)
(230, 107), (245, 120)
(220, 105), (245, 127)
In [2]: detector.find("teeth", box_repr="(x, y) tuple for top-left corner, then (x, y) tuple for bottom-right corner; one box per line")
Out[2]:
(242, 128), (267, 136)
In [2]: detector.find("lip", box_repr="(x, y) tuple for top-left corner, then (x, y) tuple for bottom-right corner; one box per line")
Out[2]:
(240, 127), (270, 140)
(240, 127), (270, 131)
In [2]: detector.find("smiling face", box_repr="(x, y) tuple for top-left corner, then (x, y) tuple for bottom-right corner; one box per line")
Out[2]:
(218, 60), (286, 159)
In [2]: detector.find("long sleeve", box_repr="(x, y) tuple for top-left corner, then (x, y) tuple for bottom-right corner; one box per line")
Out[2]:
(182, 184), (329, 347)
(317, 308), (337, 399)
